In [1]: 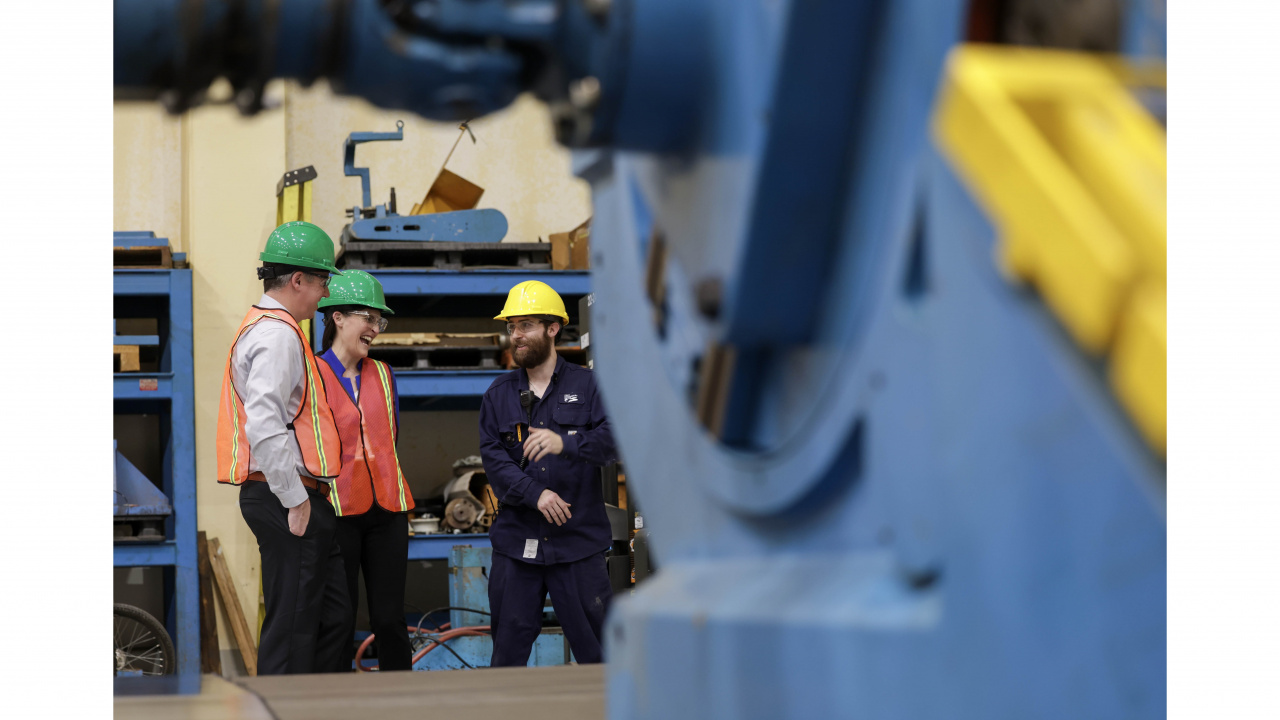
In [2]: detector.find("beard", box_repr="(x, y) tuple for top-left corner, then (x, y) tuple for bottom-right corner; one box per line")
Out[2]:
(513, 328), (553, 369)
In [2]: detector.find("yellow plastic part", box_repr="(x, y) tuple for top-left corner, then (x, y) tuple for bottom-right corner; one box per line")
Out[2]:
(933, 45), (1166, 455)
(494, 280), (570, 324)
(276, 181), (313, 226)
(1110, 283), (1166, 454)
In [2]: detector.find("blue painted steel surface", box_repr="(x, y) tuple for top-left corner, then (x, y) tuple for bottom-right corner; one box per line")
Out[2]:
(1124, 0), (1167, 59)
(114, 335), (160, 346)
(406, 534), (491, 561)
(579, 2), (1163, 717)
(370, 270), (590, 297)
(114, 270), (174, 296)
(114, 231), (170, 249)
(344, 121), (404, 210)
(448, 545), (494, 629)
(114, 447), (172, 517)
(594, 146), (1166, 719)
(346, 209), (508, 243)
(113, 267), (200, 676)
(114, 543), (178, 567)
(392, 371), (504, 399)
(114, 374), (174, 400)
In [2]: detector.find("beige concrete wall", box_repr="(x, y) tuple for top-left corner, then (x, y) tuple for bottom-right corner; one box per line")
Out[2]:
(113, 81), (591, 670)
(113, 103), (185, 250)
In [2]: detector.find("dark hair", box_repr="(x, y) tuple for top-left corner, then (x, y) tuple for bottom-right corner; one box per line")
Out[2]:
(320, 304), (362, 352)
(537, 315), (563, 339)
(260, 263), (308, 293)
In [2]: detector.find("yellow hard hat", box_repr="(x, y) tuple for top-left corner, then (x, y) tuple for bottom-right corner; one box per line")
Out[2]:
(494, 280), (569, 324)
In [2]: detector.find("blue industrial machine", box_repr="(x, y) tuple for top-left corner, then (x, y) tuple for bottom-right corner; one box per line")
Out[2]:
(115, 1), (1166, 718)
(338, 119), (509, 245)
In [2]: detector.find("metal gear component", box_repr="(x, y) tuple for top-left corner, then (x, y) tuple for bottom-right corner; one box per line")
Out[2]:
(444, 496), (481, 530)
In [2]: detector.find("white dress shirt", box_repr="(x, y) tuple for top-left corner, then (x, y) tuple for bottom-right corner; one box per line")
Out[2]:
(231, 295), (320, 509)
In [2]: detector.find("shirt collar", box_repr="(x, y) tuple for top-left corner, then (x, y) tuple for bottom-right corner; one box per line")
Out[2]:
(257, 294), (287, 311)
(320, 347), (361, 377)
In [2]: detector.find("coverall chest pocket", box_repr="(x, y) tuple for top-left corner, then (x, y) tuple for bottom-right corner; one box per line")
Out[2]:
(500, 421), (527, 461)
(553, 403), (590, 434)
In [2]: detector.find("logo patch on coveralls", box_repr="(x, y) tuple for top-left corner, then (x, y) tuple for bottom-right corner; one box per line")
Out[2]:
(563, 394), (580, 403)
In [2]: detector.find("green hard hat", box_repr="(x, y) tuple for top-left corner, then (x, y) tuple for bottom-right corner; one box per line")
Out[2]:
(259, 221), (343, 274)
(317, 269), (394, 315)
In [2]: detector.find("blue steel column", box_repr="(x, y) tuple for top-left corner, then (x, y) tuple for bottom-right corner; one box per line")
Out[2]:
(169, 269), (200, 676)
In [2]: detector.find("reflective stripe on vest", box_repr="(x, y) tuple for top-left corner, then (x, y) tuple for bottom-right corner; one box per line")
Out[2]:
(216, 307), (343, 485)
(317, 357), (414, 516)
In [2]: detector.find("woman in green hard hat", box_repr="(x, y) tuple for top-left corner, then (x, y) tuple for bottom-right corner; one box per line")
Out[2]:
(314, 269), (417, 671)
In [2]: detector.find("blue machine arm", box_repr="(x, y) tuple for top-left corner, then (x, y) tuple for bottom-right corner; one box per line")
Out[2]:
(344, 120), (404, 209)
(114, 2), (1166, 718)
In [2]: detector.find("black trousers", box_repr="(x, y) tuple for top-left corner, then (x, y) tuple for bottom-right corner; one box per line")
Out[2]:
(488, 551), (613, 667)
(239, 481), (351, 674)
(335, 506), (413, 671)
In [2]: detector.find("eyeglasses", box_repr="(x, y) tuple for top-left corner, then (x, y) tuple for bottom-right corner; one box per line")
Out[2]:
(347, 310), (389, 332)
(505, 320), (545, 336)
(303, 271), (331, 289)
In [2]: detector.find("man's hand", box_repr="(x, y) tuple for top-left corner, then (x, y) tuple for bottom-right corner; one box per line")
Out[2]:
(536, 489), (572, 526)
(524, 428), (565, 463)
(288, 497), (311, 537)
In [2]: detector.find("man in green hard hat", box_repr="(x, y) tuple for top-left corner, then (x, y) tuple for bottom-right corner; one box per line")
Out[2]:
(215, 221), (353, 674)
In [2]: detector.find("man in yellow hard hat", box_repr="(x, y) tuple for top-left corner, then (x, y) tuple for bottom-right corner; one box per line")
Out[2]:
(478, 280), (619, 666)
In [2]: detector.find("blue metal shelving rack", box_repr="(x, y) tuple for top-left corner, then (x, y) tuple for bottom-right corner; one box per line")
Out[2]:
(113, 263), (199, 676)
(315, 268), (589, 560)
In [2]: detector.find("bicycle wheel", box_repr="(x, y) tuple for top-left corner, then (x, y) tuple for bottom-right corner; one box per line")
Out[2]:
(114, 603), (176, 676)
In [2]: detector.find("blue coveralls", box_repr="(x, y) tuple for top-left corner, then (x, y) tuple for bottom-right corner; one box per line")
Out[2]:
(478, 354), (618, 665)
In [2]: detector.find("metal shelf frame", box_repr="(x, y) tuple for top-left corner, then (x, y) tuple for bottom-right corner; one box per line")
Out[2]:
(314, 269), (591, 398)
(407, 534), (491, 561)
(113, 267), (199, 676)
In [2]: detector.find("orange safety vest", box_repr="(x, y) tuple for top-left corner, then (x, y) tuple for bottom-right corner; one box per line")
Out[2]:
(216, 306), (343, 485)
(316, 357), (415, 516)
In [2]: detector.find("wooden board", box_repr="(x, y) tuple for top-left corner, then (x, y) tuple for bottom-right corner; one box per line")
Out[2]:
(114, 345), (141, 373)
(114, 245), (173, 269)
(372, 332), (501, 347)
(369, 345), (504, 371)
(340, 241), (551, 270)
(197, 532), (223, 675)
(208, 537), (258, 676)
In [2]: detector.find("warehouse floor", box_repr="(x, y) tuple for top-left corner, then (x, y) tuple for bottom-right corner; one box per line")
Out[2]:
(114, 664), (605, 719)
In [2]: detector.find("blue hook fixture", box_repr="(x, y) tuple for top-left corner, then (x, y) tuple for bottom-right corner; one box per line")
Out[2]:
(344, 119), (404, 213)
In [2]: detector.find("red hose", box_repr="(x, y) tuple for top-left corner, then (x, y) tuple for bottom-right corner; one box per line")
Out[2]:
(354, 622), (453, 672)
(410, 626), (492, 666)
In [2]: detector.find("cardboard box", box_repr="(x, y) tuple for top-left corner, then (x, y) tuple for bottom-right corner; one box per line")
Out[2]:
(411, 168), (485, 215)
(550, 232), (573, 270)
(570, 219), (591, 269)
(570, 229), (590, 269)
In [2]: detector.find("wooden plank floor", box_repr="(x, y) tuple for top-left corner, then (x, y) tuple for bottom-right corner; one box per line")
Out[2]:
(115, 665), (605, 720)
